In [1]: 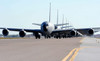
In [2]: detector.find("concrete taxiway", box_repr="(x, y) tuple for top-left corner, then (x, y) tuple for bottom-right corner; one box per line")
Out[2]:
(0, 37), (82, 61)
(74, 37), (100, 61)
(62, 37), (100, 61)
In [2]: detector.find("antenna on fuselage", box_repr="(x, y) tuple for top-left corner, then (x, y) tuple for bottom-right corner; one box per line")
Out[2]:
(49, 3), (51, 22)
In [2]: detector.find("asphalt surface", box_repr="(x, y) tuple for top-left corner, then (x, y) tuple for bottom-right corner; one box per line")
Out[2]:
(0, 37), (82, 61)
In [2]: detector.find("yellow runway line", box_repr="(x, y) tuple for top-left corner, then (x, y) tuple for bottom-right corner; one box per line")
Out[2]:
(62, 38), (86, 61)
(62, 48), (76, 61)
(69, 47), (88, 61)
(69, 48), (81, 61)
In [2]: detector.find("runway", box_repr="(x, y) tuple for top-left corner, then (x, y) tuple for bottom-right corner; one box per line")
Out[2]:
(0, 37), (82, 61)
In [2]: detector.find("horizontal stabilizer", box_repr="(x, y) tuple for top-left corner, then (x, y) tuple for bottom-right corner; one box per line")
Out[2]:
(92, 27), (100, 32)
(61, 26), (73, 28)
(55, 23), (69, 26)
(0, 27), (5, 29)
(32, 23), (41, 26)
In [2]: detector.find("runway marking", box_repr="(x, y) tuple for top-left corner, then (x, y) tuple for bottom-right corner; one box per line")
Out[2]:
(62, 38), (85, 61)
(69, 48), (82, 61)
(69, 47), (96, 61)
(62, 48), (76, 61)
(62, 47), (88, 61)
(62, 38), (100, 61)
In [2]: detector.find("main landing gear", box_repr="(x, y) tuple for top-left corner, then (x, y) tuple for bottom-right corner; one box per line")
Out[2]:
(45, 35), (51, 39)
(34, 33), (41, 39)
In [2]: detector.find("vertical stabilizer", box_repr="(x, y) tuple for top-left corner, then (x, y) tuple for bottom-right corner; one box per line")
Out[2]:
(66, 18), (68, 29)
(57, 10), (59, 24)
(49, 3), (51, 22)
(62, 14), (64, 27)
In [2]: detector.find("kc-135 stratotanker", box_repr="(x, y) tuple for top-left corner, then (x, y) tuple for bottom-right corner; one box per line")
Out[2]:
(0, 3), (100, 39)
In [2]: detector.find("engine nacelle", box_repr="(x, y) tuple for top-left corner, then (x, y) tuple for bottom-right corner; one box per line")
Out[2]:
(76, 28), (94, 36)
(2, 29), (9, 36)
(69, 30), (76, 36)
(19, 31), (26, 37)
(87, 29), (94, 36)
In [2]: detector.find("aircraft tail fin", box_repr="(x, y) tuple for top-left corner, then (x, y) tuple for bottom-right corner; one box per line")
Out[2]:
(57, 9), (58, 25)
(49, 3), (51, 22)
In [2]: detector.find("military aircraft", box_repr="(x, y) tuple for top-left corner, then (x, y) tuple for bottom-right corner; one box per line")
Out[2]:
(0, 3), (100, 39)
(0, 22), (99, 39)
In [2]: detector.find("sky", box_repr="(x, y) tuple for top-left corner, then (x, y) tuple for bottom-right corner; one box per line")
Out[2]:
(0, 0), (100, 34)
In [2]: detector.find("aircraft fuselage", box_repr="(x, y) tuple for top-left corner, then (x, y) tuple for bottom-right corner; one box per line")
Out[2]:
(41, 21), (55, 36)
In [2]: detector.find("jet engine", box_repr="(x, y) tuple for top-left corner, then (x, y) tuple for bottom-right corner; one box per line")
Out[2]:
(77, 28), (94, 36)
(87, 29), (94, 35)
(2, 29), (9, 36)
(69, 30), (76, 37)
(19, 30), (26, 37)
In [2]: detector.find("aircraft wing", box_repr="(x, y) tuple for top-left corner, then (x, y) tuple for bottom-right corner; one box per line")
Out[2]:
(75, 27), (100, 34)
(24, 29), (42, 33)
(74, 28), (94, 35)
(0, 27), (42, 33)
(92, 27), (100, 32)
(51, 27), (100, 36)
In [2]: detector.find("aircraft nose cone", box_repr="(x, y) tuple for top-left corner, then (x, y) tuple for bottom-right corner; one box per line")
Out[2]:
(44, 22), (48, 26)
(42, 22), (49, 32)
